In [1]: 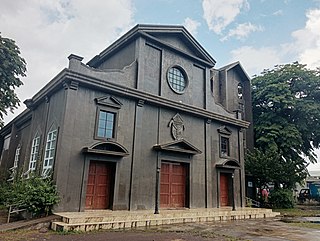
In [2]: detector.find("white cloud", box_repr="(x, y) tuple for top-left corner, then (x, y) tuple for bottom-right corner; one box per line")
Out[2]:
(230, 46), (281, 76)
(202, 0), (249, 34)
(290, 9), (320, 69)
(229, 8), (320, 76)
(183, 17), (201, 36)
(272, 10), (283, 16)
(220, 22), (263, 41)
(0, 0), (135, 124)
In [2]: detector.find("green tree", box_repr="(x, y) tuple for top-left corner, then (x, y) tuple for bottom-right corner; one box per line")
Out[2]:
(246, 62), (320, 190)
(0, 34), (26, 127)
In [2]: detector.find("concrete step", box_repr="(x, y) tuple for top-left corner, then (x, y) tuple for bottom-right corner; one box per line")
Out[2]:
(55, 207), (275, 224)
(51, 208), (280, 232)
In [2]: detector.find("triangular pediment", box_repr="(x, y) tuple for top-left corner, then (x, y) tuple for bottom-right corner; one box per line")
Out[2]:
(82, 141), (129, 156)
(88, 24), (216, 68)
(95, 95), (122, 109)
(218, 126), (232, 135)
(142, 26), (215, 66)
(153, 139), (202, 155)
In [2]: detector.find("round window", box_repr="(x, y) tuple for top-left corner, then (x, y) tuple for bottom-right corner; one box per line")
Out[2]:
(167, 67), (187, 94)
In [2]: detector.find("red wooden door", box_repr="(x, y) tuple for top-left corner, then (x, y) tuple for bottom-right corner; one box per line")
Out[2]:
(220, 173), (229, 206)
(160, 162), (187, 208)
(85, 161), (115, 209)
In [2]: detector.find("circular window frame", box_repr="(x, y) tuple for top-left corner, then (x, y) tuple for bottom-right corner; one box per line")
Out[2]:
(166, 66), (188, 94)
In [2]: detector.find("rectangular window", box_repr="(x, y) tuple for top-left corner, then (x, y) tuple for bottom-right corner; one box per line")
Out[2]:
(3, 134), (11, 150)
(220, 136), (230, 156)
(97, 110), (115, 139)
(42, 130), (57, 177)
(29, 136), (40, 171)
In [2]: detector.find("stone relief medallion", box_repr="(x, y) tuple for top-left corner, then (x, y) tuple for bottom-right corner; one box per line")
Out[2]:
(168, 113), (185, 140)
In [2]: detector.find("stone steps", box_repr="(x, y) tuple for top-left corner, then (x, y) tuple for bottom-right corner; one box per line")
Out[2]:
(51, 208), (280, 232)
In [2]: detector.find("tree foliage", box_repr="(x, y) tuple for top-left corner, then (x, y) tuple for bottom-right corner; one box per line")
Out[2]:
(0, 34), (26, 127)
(246, 62), (320, 189)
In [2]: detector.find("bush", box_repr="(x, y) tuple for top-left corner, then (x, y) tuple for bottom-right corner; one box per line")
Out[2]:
(0, 181), (10, 205)
(4, 175), (60, 217)
(269, 188), (294, 209)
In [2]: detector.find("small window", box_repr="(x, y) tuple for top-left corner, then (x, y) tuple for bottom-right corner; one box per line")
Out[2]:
(238, 83), (243, 99)
(29, 134), (40, 171)
(97, 110), (116, 139)
(42, 129), (57, 177)
(2, 134), (11, 151)
(167, 67), (187, 93)
(220, 136), (230, 157)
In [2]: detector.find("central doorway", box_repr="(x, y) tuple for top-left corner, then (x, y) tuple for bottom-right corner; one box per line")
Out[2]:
(160, 162), (188, 208)
(85, 161), (115, 209)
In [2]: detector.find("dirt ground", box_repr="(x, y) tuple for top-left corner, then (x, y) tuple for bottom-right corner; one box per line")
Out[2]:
(1, 217), (320, 241)
(1, 205), (320, 241)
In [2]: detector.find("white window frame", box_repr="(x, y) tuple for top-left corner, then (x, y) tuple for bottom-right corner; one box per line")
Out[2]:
(42, 129), (57, 177)
(28, 135), (40, 172)
(13, 145), (21, 169)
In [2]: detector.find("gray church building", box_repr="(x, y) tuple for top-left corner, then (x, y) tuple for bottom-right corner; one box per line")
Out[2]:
(0, 24), (253, 212)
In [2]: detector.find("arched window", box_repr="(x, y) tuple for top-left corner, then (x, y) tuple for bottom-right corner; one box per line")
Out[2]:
(42, 127), (58, 177)
(13, 144), (21, 169)
(28, 132), (40, 172)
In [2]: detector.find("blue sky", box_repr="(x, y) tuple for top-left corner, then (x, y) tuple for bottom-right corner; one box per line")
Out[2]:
(1, 0), (320, 170)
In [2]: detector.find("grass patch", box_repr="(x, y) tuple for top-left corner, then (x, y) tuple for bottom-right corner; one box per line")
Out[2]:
(274, 208), (320, 217)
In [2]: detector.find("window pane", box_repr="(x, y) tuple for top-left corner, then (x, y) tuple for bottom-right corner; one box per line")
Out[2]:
(97, 111), (115, 138)
(221, 137), (229, 156)
(97, 128), (104, 137)
(106, 121), (113, 129)
(106, 129), (113, 138)
(99, 111), (107, 120)
(107, 113), (114, 121)
(98, 121), (104, 129)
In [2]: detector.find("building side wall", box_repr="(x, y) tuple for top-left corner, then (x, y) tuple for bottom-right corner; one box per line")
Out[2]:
(97, 41), (136, 71)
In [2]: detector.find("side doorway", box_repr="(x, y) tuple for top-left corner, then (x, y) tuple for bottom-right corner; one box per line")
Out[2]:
(220, 172), (234, 207)
(85, 161), (116, 210)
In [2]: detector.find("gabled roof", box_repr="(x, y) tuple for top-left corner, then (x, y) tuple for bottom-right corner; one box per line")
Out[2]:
(218, 61), (251, 82)
(87, 24), (216, 67)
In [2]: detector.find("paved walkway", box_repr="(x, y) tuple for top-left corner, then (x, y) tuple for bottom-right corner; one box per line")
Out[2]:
(0, 215), (58, 232)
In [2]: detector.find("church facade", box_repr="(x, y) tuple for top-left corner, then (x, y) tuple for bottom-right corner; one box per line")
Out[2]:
(0, 24), (252, 212)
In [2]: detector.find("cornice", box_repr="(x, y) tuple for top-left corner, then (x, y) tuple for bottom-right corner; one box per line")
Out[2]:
(63, 70), (250, 129)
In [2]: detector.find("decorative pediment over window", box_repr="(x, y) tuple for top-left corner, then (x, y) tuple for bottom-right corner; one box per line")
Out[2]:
(217, 126), (232, 135)
(82, 141), (129, 156)
(95, 96), (123, 109)
(216, 159), (240, 169)
(153, 139), (201, 155)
